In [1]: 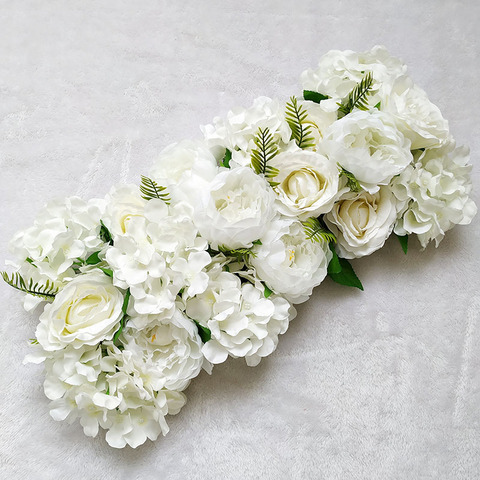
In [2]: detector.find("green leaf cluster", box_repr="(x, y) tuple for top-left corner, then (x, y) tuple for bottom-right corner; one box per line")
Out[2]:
(337, 72), (375, 117)
(302, 217), (336, 244)
(338, 166), (361, 192)
(139, 175), (170, 204)
(217, 245), (257, 262)
(285, 96), (316, 149)
(1, 271), (59, 300)
(251, 127), (280, 186)
(327, 246), (363, 290)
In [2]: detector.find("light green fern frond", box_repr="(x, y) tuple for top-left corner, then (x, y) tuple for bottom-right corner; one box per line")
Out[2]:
(218, 245), (257, 262)
(302, 218), (336, 244)
(250, 127), (280, 186)
(139, 175), (170, 204)
(338, 165), (361, 192)
(285, 96), (316, 149)
(337, 72), (375, 117)
(1, 271), (59, 300)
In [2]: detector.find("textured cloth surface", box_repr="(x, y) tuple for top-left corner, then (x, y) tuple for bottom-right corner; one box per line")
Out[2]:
(1, 1), (479, 479)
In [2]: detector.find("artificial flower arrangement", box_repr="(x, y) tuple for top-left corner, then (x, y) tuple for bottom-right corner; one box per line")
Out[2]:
(2, 46), (476, 448)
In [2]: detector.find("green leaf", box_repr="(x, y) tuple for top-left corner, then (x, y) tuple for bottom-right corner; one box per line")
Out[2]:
(1, 271), (59, 300)
(221, 148), (232, 168)
(337, 72), (375, 117)
(139, 175), (170, 204)
(252, 239), (262, 246)
(285, 96), (316, 149)
(29, 338), (39, 345)
(99, 267), (113, 277)
(194, 320), (211, 343)
(263, 283), (273, 298)
(85, 251), (102, 265)
(338, 165), (361, 192)
(374, 101), (381, 110)
(99, 220), (114, 246)
(396, 234), (408, 254)
(122, 289), (131, 315)
(217, 245), (256, 262)
(327, 245), (342, 275)
(302, 217), (336, 244)
(303, 90), (329, 103)
(328, 257), (364, 291)
(250, 127), (280, 186)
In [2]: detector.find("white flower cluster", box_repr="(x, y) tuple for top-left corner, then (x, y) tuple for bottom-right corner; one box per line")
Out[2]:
(4, 46), (476, 448)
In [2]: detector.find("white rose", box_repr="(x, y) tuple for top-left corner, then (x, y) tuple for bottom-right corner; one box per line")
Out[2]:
(187, 166), (277, 249)
(325, 186), (398, 258)
(392, 141), (477, 248)
(383, 75), (450, 150)
(270, 148), (347, 219)
(103, 184), (147, 238)
(323, 110), (412, 192)
(36, 272), (125, 351)
(301, 45), (407, 103)
(250, 217), (332, 303)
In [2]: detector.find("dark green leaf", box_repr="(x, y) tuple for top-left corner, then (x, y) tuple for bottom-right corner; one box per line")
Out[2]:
(303, 90), (329, 103)
(194, 320), (212, 343)
(221, 149), (232, 168)
(85, 251), (102, 265)
(328, 257), (364, 290)
(327, 245), (342, 275)
(396, 234), (408, 254)
(263, 284), (273, 298)
(99, 220), (114, 246)
(252, 239), (262, 246)
(122, 289), (131, 315)
(99, 267), (113, 277)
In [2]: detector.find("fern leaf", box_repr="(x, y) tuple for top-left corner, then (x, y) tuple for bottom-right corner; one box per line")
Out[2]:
(250, 127), (279, 186)
(139, 175), (170, 204)
(337, 72), (375, 117)
(285, 96), (316, 149)
(338, 165), (361, 192)
(1, 271), (58, 300)
(218, 245), (257, 262)
(302, 218), (336, 244)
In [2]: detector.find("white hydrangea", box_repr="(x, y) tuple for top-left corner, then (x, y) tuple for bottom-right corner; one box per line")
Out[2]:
(250, 217), (332, 303)
(186, 264), (295, 366)
(323, 110), (413, 192)
(301, 45), (407, 106)
(325, 187), (398, 258)
(106, 198), (211, 316)
(10, 196), (105, 282)
(392, 142), (477, 248)
(183, 166), (277, 249)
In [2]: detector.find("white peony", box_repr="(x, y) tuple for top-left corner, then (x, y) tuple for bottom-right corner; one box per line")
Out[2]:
(383, 75), (450, 150)
(114, 309), (205, 392)
(392, 142), (477, 248)
(185, 264), (295, 366)
(36, 272), (125, 351)
(301, 45), (407, 105)
(250, 217), (332, 303)
(270, 148), (347, 219)
(186, 166), (277, 249)
(325, 186), (398, 258)
(323, 110), (413, 192)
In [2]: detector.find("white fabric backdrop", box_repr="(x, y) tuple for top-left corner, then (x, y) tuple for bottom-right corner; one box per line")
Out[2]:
(1, 1), (479, 479)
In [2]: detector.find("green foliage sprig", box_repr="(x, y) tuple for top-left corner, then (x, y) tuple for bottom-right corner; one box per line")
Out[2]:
(140, 175), (170, 204)
(337, 72), (375, 117)
(251, 127), (280, 186)
(285, 96), (316, 149)
(1, 271), (59, 300)
(338, 165), (361, 192)
(327, 245), (364, 290)
(113, 289), (131, 345)
(302, 217), (336, 244)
